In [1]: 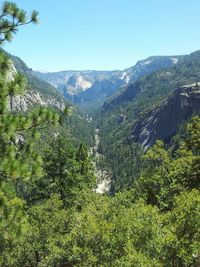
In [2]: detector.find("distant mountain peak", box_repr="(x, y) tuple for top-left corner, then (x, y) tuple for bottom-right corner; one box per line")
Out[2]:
(33, 54), (182, 111)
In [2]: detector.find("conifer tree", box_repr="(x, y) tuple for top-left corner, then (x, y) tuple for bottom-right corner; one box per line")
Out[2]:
(0, 1), (39, 44)
(0, 2), (61, 261)
(0, 2), (61, 182)
(34, 138), (96, 206)
(76, 142), (96, 188)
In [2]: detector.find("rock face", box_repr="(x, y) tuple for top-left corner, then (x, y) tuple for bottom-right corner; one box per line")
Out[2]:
(34, 70), (119, 94)
(2, 49), (66, 112)
(132, 83), (200, 149)
(5, 62), (27, 112)
(8, 90), (65, 112)
(74, 79), (119, 107)
(67, 74), (93, 93)
(8, 95), (27, 112)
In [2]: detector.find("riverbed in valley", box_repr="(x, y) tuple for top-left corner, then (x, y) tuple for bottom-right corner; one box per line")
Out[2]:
(91, 128), (111, 194)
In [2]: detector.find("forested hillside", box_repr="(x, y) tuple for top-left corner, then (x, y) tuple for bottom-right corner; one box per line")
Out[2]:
(97, 50), (200, 191)
(0, 2), (199, 267)
(0, 48), (95, 148)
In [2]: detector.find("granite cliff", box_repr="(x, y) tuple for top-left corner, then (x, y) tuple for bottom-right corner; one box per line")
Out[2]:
(132, 83), (200, 149)
(1, 49), (66, 112)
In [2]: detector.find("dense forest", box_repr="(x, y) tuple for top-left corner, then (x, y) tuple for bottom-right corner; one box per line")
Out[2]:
(0, 2), (199, 267)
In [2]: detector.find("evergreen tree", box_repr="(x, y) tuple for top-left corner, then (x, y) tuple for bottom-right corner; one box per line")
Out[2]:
(0, 59), (60, 180)
(29, 137), (96, 206)
(0, 2), (59, 262)
(135, 117), (200, 210)
(0, 1), (38, 44)
(0, 1), (60, 182)
(76, 143), (94, 177)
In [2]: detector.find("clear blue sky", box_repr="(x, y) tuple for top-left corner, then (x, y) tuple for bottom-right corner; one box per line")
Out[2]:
(3, 0), (200, 71)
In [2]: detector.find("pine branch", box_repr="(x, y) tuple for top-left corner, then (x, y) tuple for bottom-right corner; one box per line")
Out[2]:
(0, 11), (7, 19)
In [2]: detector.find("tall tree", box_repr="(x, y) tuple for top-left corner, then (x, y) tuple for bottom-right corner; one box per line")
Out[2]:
(0, 2), (60, 262)
(0, 2), (60, 182)
(36, 137), (96, 206)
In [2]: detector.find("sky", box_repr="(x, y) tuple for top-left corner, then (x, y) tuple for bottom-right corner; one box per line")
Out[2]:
(3, 0), (200, 72)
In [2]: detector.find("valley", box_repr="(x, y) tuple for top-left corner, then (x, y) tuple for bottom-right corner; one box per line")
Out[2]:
(92, 128), (111, 194)
(5, 47), (200, 192)
(33, 55), (181, 112)
(0, 2), (200, 265)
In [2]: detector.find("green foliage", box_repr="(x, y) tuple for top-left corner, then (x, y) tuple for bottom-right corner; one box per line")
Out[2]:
(98, 141), (144, 192)
(97, 50), (200, 191)
(24, 136), (96, 206)
(163, 190), (200, 267)
(135, 117), (200, 210)
(0, 53), (59, 180)
(0, 1), (39, 44)
(63, 108), (95, 147)
(3, 188), (199, 267)
(0, 181), (26, 266)
(1, 112), (200, 266)
(0, 46), (96, 149)
(0, 2), (199, 266)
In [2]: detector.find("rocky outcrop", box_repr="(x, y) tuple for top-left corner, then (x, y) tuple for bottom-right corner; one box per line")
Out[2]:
(5, 62), (65, 112)
(132, 83), (200, 149)
(67, 74), (93, 94)
(8, 95), (27, 112)
(34, 70), (119, 96)
(2, 52), (66, 112)
(5, 62), (28, 112)
(124, 56), (181, 83)
(8, 91), (65, 112)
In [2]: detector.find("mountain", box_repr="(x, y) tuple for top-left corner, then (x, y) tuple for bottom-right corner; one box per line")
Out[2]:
(33, 56), (181, 111)
(33, 70), (117, 90)
(103, 51), (200, 112)
(34, 70), (119, 93)
(0, 48), (95, 147)
(33, 70), (122, 111)
(97, 50), (200, 191)
(132, 83), (200, 150)
(2, 51), (66, 112)
(73, 79), (122, 111)
(0, 48), (66, 112)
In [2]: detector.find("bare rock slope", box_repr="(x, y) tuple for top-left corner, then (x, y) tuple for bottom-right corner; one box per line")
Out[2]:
(132, 83), (200, 149)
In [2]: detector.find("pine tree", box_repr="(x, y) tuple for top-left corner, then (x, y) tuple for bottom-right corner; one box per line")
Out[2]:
(0, 57), (60, 180)
(0, 2), (61, 262)
(0, 1), (39, 44)
(76, 142), (96, 188)
(35, 137), (96, 206)
(0, 2), (60, 182)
